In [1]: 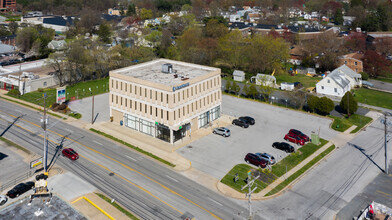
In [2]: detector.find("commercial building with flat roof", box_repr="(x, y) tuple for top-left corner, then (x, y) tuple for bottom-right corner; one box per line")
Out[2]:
(109, 59), (222, 144)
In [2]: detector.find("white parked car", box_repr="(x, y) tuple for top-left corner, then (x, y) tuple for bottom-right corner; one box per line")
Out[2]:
(0, 195), (7, 206)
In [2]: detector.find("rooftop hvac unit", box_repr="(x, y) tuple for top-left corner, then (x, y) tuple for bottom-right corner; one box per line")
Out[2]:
(162, 63), (173, 74)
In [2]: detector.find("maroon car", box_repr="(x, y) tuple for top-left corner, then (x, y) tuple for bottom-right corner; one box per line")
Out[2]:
(244, 153), (267, 168)
(62, 148), (79, 160)
(288, 129), (310, 142)
(284, 133), (305, 145)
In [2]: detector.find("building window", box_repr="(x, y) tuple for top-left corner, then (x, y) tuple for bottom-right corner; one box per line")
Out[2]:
(344, 61), (347, 64)
(161, 93), (163, 102)
(156, 107), (158, 117)
(354, 61), (357, 65)
(150, 106), (152, 115)
(167, 94), (169, 103)
(191, 87), (193, 96)
(116, 96), (118, 104)
(121, 82), (122, 90)
(174, 111), (176, 120)
(140, 87), (142, 96)
(43, 82), (47, 87)
(111, 94), (113, 103)
(178, 109), (180, 118)
(182, 91), (184, 101)
(116, 81), (118, 89)
(135, 86), (138, 95)
(145, 104), (147, 113)
(174, 94), (176, 103)
(178, 92), (180, 102)
(334, 88), (337, 93)
(327, 79), (330, 83)
(187, 105), (189, 114)
(167, 111), (169, 120)
(130, 84), (132, 93)
(321, 86), (324, 90)
(125, 98), (127, 107)
(211, 105), (221, 121)
(121, 97), (122, 105)
(111, 79), (113, 88)
(183, 107), (185, 116)
(198, 111), (210, 128)
(187, 89), (189, 98)
(161, 109), (163, 119)
(155, 91), (157, 100)
(145, 88), (147, 97)
(140, 103), (142, 111)
(150, 90), (152, 99)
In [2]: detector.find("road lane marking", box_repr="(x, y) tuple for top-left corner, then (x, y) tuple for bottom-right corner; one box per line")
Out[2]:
(93, 140), (103, 146)
(165, 175), (179, 183)
(0, 109), (222, 220)
(208, 198), (223, 206)
(376, 190), (392, 198)
(65, 128), (73, 133)
(125, 155), (137, 161)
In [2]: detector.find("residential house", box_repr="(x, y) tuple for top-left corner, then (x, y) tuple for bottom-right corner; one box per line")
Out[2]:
(233, 70), (245, 82)
(48, 40), (66, 51)
(289, 46), (306, 65)
(366, 32), (392, 51)
(338, 53), (364, 73)
(230, 14), (241, 22)
(343, 16), (355, 26)
(0, 43), (15, 55)
(21, 16), (76, 33)
(251, 73), (276, 87)
(316, 65), (362, 97)
(108, 8), (126, 16)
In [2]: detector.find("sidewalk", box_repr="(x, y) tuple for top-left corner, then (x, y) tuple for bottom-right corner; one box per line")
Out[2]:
(87, 114), (233, 171)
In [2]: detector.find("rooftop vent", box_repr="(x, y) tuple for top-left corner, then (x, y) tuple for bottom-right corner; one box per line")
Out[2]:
(162, 63), (173, 74)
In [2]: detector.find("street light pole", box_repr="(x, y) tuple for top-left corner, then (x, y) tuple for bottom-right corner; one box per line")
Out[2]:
(43, 93), (48, 173)
(384, 113), (389, 174)
(89, 88), (94, 124)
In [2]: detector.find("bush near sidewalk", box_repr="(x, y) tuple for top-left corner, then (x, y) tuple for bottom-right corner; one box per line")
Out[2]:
(265, 145), (335, 196)
(89, 128), (175, 167)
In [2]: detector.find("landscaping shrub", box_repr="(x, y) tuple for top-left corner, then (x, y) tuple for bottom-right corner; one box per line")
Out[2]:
(51, 103), (59, 109)
(8, 89), (20, 96)
(360, 72), (369, 80)
(340, 91), (358, 116)
(57, 103), (67, 111)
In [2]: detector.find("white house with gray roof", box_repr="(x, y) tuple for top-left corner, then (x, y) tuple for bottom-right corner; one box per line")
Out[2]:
(316, 65), (362, 97)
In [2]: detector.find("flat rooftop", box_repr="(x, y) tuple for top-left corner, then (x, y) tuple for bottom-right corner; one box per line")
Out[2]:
(111, 59), (219, 86)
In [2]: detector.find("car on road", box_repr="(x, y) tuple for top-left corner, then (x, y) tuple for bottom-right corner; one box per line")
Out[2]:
(284, 133), (305, 145)
(232, 119), (249, 128)
(244, 153), (267, 168)
(239, 116), (255, 125)
(62, 148), (79, 160)
(213, 127), (230, 137)
(6, 181), (35, 198)
(288, 129), (310, 142)
(255, 153), (276, 165)
(0, 195), (7, 205)
(272, 142), (295, 153)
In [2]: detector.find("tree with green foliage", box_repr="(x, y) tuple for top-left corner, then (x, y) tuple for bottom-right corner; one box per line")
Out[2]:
(141, 8), (153, 20)
(316, 97), (335, 115)
(8, 21), (18, 35)
(307, 95), (319, 113)
(248, 84), (258, 99)
(334, 8), (344, 25)
(126, 3), (136, 16)
(98, 23), (112, 44)
(360, 72), (369, 80)
(243, 84), (249, 96)
(232, 81), (241, 95)
(205, 19), (228, 39)
(340, 91), (358, 117)
(16, 27), (39, 52)
(218, 30), (246, 70)
(225, 80), (232, 92)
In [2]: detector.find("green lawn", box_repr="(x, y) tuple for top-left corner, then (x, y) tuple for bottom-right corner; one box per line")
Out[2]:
(265, 145), (335, 196)
(329, 114), (372, 133)
(7, 78), (109, 107)
(271, 138), (328, 177)
(220, 164), (268, 193)
(354, 87), (392, 110)
(275, 74), (321, 88)
(372, 73), (392, 83)
(221, 139), (328, 193)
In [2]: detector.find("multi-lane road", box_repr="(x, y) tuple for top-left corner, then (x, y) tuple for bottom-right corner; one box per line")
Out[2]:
(0, 99), (253, 220)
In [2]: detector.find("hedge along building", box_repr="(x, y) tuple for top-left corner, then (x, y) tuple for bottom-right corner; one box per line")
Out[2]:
(109, 59), (222, 144)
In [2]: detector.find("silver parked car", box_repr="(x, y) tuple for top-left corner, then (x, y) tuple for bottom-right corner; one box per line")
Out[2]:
(213, 127), (230, 137)
(0, 195), (7, 206)
(255, 153), (276, 165)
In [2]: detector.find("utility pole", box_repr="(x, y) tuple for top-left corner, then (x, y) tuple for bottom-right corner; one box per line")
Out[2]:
(42, 93), (48, 173)
(89, 88), (94, 124)
(384, 113), (391, 175)
(241, 174), (260, 219)
(347, 92), (350, 117)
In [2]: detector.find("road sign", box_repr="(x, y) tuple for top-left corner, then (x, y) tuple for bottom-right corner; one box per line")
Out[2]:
(30, 157), (43, 169)
(56, 87), (66, 104)
(234, 173), (239, 183)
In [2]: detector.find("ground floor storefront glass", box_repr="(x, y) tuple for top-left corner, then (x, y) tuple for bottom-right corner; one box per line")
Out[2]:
(124, 114), (155, 136)
(198, 105), (221, 128)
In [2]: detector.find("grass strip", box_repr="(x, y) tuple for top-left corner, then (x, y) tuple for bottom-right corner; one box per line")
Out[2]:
(0, 96), (64, 119)
(220, 164), (268, 193)
(354, 87), (392, 110)
(89, 128), (175, 167)
(271, 138), (328, 177)
(0, 136), (31, 154)
(95, 193), (139, 220)
(329, 114), (372, 133)
(265, 145), (335, 196)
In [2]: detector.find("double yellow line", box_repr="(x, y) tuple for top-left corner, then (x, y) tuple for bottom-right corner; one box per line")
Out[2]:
(0, 109), (221, 219)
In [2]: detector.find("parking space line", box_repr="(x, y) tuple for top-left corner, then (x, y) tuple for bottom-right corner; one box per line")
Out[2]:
(376, 190), (392, 198)
(165, 175), (179, 183)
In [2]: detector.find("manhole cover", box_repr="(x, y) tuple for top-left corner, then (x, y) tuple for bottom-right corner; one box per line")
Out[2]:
(109, 172), (115, 176)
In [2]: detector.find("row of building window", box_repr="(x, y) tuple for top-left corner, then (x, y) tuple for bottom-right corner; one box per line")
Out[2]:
(111, 91), (221, 121)
(110, 77), (221, 105)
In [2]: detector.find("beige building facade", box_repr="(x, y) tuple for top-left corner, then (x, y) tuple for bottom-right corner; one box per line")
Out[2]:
(109, 59), (222, 144)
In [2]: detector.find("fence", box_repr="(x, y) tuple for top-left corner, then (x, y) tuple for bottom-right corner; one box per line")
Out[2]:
(0, 169), (36, 192)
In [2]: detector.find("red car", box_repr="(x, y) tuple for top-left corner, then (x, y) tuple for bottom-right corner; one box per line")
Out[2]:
(288, 129), (310, 142)
(62, 148), (79, 160)
(244, 153), (267, 168)
(284, 133), (305, 145)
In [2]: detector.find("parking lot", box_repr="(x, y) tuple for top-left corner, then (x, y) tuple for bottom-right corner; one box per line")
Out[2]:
(177, 95), (340, 179)
(0, 141), (32, 185)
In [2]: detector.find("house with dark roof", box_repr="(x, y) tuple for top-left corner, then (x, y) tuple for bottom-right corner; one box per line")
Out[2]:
(42, 16), (76, 32)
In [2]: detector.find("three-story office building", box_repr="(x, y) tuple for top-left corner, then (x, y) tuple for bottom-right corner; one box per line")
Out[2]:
(109, 59), (222, 144)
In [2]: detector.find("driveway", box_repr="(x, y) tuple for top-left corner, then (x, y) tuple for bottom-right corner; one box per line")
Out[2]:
(177, 95), (339, 179)
(368, 79), (392, 92)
